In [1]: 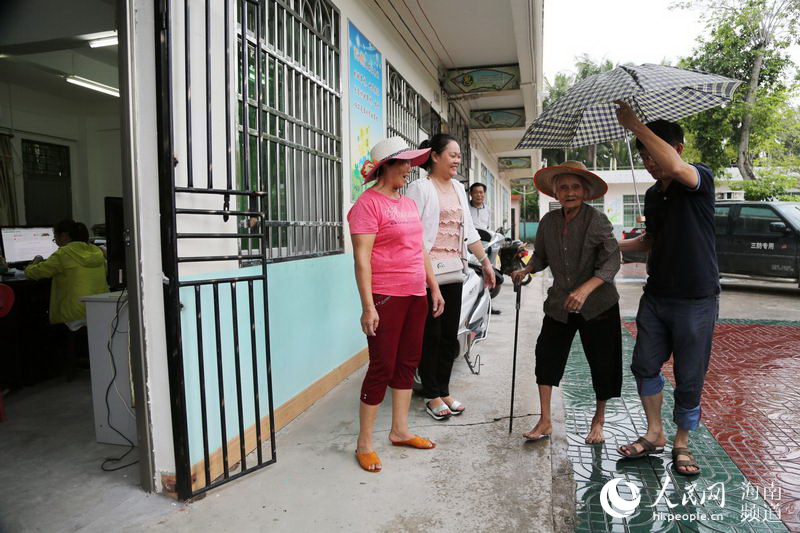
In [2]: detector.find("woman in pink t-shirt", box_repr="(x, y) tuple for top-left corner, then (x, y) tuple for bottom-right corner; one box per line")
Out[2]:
(347, 137), (445, 474)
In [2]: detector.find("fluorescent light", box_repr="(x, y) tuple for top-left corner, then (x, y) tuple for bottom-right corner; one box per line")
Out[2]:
(65, 75), (120, 97)
(89, 36), (118, 48)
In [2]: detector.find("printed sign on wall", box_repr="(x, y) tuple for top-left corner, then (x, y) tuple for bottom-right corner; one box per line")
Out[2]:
(348, 22), (383, 202)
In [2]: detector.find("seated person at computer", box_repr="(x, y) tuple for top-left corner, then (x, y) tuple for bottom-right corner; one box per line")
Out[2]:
(25, 220), (109, 331)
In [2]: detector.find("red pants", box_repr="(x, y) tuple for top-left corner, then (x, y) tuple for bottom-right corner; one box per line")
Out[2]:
(360, 294), (428, 405)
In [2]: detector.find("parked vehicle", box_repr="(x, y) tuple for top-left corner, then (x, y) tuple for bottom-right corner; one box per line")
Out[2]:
(474, 227), (506, 298)
(458, 257), (493, 374)
(498, 238), (532, 285)
(715, 201), (800, 285)
(413, 248), (494, 391)
(621, 226), (648, 264)
(622, 201), (800, 286)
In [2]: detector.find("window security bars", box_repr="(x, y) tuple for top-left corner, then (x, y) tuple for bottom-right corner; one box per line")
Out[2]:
(447, 102), (471, 180)
(623, 194), (645, 227)
(238, 0), (343, 262)
(549, 199), (604, 213)
(386, 62), (422, 183)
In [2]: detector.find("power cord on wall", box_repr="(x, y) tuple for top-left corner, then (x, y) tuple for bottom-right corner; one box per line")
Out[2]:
(100, 289), (138, 472)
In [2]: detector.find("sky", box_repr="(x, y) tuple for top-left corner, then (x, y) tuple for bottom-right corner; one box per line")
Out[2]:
(543, 0), (800, 84)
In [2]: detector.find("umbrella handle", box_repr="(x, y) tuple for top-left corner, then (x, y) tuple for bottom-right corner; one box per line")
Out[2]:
(625, 135), (643, 222)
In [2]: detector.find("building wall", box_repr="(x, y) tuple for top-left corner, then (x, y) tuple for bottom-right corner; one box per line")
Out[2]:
(123, 0), (525, 490)
(470, 145), (511, 231)
(150, 0), (501, 481)
(537, 175), (740, 237)
(0, 81), (122, 230)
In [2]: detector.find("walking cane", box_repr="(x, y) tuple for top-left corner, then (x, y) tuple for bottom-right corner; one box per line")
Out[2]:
(509, 279), (522, 434)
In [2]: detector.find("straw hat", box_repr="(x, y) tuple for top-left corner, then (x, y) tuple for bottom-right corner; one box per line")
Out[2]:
(360, 137), (431, 183)
(533, 160), (608, 200)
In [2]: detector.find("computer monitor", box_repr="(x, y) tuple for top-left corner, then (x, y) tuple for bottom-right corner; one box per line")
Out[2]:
(0, 227), (59, 264)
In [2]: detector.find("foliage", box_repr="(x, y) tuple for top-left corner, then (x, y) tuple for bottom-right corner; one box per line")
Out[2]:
(514, 187), (539, 221)
(676, 0), (800, 176)
(726, 167), (799, 199)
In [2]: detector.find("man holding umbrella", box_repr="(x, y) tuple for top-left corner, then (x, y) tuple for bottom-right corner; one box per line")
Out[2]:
(615, 100), (718, 477)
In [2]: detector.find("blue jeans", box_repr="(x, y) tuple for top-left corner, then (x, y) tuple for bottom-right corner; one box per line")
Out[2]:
(631, 292), (719, 430)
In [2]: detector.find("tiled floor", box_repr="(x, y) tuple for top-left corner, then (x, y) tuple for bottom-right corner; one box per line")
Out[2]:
(622, 319), (800, 532)
(561, 325), (791, 532)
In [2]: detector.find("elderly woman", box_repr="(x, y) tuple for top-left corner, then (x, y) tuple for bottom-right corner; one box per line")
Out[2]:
(512, 161), (622, 444)
(347, 137), (445, 473)
(406, 133), (496, 421)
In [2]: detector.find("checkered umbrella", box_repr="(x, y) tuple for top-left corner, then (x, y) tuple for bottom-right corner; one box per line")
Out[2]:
(516, 64), (742, 149)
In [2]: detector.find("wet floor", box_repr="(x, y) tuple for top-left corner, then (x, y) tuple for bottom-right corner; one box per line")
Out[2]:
(559, 264), (799, 532)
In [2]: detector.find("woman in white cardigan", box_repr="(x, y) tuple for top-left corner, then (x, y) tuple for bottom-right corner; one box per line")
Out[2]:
(406, 133), (496, 420)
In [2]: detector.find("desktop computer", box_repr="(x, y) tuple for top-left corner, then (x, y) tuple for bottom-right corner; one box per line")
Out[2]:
(0, 227), (59, 265)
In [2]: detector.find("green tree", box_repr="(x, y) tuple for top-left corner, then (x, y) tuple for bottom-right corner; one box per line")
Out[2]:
(513, 185), (539, 222)
(677, 0), (800, 178)
(726, 169), (799, 199)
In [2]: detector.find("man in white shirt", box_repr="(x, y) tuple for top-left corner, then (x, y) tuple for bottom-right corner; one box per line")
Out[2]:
(468, 182), (491, 231)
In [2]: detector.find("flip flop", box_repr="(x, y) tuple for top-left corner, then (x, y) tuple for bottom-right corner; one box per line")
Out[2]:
(425, 401), (452, 421)
(444, 399), (465, 416)
(355, 450), (381, 473)
(618, 436), (664, 459)
(523, 433), (551, 442)
(671, 447), (701, 476)
(390, 435), (436, 449)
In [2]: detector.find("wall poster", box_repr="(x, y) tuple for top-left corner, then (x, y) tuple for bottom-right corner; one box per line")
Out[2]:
(348, 22), (383, 202)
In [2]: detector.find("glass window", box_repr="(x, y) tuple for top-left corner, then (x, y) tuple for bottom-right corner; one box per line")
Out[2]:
(777, 204), (800, 230)
(447, 102), (471, 179)
(549, 200), (603, 213)
(237, 0), (343, 262)
(714, 205), (731, 235)
(387, 63), (420, 149)
(586, 198), (604, 212)
(386, 65), (442, 184)
(482, 164), (494, 218)
(733, 206), (782, 235)
(623, 194), (645, 227)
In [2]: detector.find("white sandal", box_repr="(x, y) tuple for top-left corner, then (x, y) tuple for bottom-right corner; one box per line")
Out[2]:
(425, 400), (452, 420)
(444, 399), (465, 416)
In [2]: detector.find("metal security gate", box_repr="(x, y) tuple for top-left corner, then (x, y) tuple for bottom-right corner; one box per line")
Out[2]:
(155, 0), (281, 500)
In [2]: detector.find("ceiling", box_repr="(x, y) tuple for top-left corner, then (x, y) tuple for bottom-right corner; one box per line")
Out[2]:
(379, 0), (543, 160)
(0, 46), (119, 104)
(403, 0), (519, 69)
(0, 0), (118, 104)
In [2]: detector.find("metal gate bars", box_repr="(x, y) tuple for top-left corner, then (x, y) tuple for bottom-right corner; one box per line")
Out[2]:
(156, 0), (279, 500)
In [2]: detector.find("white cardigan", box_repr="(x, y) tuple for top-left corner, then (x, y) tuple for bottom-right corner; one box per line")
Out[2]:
(405, 177), (481, 256)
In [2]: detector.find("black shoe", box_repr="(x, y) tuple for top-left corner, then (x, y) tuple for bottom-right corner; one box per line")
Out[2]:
(491, 309), (502, 315)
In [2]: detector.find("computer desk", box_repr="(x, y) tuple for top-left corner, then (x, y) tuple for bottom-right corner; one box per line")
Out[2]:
(0, 274), (57, 390)
(0, 276), (136, 446)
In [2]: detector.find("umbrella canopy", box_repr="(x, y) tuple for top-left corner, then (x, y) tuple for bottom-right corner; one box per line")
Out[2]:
(517, 64), (742, 149)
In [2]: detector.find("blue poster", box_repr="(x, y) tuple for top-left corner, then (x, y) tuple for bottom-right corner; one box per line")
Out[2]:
(348, 22), (383, 202)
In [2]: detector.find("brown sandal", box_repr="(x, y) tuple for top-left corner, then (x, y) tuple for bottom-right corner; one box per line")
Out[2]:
(618, 436), (664, 459)
(390, 435), (436, 449)
(671, 447), (701, 476)
(355, 451), (382, 473)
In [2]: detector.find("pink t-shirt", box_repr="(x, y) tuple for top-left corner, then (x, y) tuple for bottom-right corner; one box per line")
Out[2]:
(347, 187), (426, 297)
